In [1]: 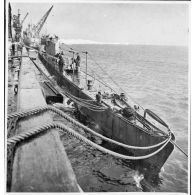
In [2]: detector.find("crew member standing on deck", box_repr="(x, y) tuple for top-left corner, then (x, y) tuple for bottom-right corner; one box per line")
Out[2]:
(58, 51), (64, 73)
(70, 57), (74, 70)
(96, 91), (102, 105)
(74, 53), (81, 72)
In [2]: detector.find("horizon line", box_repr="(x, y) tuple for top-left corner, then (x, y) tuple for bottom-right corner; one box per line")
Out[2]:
(59, 39), (188, 47)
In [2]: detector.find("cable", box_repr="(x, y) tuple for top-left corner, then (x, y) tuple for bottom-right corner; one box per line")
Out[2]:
(8, 105), (170, 150)
(88, 53), (145, 110)
(7, 121), (171, 160)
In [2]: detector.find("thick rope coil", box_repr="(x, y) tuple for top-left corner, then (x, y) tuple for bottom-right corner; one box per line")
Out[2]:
(7, 123), (53, 145)
(8, 106), (48, 119)
(7, 122), (171, 160)
(7, 105), (171, 150)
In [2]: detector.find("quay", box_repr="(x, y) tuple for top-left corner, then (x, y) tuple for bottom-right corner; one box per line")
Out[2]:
(8, 50), (81, 192)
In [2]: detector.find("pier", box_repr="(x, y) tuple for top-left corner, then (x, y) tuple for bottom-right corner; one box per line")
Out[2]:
(8, 50), (80, 192)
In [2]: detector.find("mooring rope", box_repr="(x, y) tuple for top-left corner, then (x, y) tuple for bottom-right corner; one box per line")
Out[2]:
(7, 121), (172, 160)
(53, 103), (171, 148)
(8, 105), (171, 150)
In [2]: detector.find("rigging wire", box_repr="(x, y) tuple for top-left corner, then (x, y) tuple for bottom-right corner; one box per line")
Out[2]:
(59, 43), (144, 110)
(60, 43), (85, 55)
(79, 68), (117, 93)
(60, 43), (117, 93)
(88, 53), (145, 110)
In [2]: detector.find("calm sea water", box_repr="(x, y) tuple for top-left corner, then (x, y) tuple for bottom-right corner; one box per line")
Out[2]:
(60, 44), (188, 192)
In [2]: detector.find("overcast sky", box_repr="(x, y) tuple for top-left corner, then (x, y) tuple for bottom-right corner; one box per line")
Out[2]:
(10, 2), (189, 46)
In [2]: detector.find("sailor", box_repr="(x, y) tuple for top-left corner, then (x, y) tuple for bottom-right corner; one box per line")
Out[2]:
(121, 106), (135, 120)
(70, 57), (74, 70)
(74, 53), (81, 71)
(96, 91), (102, 105)
(17, 43), (23, 56)
(58, 51), (64, 73)
(134, 105), (139, 111)
(120, 92), (127, 102)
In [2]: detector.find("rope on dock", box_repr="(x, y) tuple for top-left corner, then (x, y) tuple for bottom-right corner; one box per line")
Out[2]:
(7, 121), (172, 160)
(8, 104), (171, 150)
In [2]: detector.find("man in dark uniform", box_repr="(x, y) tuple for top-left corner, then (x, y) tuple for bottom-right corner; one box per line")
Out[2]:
(96, 91), (102, 105)
(11, 41), (15, 56)
(74, 53), (81, 71)
(58, 51), (64, 73)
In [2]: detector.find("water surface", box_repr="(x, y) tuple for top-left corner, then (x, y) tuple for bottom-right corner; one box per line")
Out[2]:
(59, 44), (188, 192)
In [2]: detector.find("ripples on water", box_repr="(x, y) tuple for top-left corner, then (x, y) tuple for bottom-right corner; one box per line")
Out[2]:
(60, 44), (188, 192)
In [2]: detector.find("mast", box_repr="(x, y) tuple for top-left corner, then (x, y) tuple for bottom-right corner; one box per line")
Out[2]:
(8, 3), (12, 39)
(34, 5), (53, 37)
(86, 52), (88, 85)
(21, 12), (29, 26)
(69, 50), (75, 81)
(12, 9), (22, 42)
(82, 51), (88, 86)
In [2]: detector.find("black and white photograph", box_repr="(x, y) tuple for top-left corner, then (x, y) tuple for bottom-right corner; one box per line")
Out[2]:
(5, 0), (190, 194)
